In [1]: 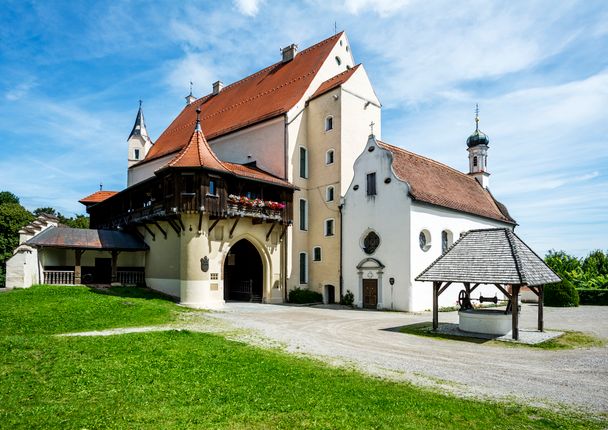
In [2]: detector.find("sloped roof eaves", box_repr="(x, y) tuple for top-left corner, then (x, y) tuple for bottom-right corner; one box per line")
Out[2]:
(143, 33), (343, 164)
(26, 227), (149, 251)
(378, 141), (515, 224)
(308, 64), (361, 101)
(415, 228), (560, 286)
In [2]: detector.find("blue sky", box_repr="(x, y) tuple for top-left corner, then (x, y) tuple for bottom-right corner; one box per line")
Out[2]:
(0, 0), (607, 257)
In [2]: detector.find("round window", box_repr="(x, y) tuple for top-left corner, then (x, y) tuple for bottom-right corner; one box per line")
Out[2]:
(419, 230), (431, 252)
(363, 231), (380, 255)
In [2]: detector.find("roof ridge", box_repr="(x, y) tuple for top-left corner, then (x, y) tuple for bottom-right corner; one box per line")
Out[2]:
(189, 32), (344, 104)
(504, 229), (525, 284)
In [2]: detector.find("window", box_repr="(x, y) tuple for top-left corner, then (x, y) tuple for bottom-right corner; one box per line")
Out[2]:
(299, 147), (308, 178)
(441, 230), (453, 254)
(134, 149), (140, 160)
(335, 56), (341, 65)
(419, 230), (431, 252)
(326, 186), (335, 202)
(473, 156), (478, 167)
(313, 246), (322, 262)
(326, 149), (334, 164)
(299, 199), (307, 231)
(299, 252), (308, 284)
(366, 172), (376, 196)
(325, 219), (335, 236)
(210, 273), (219, 280)
(208, 180), (216, 195)
(325, 116), (333, 131)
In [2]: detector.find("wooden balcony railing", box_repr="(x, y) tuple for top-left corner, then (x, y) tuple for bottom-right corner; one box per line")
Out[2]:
(44, 270), (75, 285)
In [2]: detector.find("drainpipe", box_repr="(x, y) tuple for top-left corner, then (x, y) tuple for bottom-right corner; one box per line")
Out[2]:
(339, 202), (344, 301)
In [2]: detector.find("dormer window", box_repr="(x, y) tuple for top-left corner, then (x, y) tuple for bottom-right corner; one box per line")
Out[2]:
(325, 116), (333, 132)
(134, 149), (140, 160)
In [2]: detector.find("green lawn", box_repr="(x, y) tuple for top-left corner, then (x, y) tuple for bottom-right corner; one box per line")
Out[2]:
(0, 285), (604, 429)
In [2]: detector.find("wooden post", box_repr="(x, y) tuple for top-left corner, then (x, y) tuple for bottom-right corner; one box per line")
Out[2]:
(511, 284), (520, 340)
(74, 249), (83, 285)
(432, 281), (439, 331)
(538, 285), (544, 332)
(111, 251), (119, 284)
(464, 282), (471, 304)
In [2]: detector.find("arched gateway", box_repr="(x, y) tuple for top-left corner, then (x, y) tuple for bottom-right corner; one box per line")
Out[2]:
(223, 239), (263, 302)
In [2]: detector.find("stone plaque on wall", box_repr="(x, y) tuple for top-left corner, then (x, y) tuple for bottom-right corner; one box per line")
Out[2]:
(200, 256), (209, 272)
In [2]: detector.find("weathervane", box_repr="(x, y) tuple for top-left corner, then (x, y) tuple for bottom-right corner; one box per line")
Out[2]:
(475, 103), (480, 131)
(189, 81), (193, 95)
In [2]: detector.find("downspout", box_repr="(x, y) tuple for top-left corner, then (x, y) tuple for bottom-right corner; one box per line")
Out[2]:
(283, 114), (289, 302)
(339, 202), (343, 300)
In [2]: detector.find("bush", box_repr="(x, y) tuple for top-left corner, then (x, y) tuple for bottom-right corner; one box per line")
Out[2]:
(544, 280), (579, 307)
(577, 289), (608, 306)
(289, 287), (323, 304)
(341, 290), (354, 306)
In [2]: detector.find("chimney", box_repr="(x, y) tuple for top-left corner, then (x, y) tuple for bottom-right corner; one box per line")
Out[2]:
(281, 44), (298, 62)
(212, 80), (223, 95)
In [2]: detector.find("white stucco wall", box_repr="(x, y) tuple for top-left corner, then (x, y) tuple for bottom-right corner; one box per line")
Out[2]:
(342, 136), (413, 311)
(5, 246), (40, 289)
(343, 135), (515, 312)
(128, 153), (174, 186)
(210, 116), (285, 178)
(409, 203), (513, 311)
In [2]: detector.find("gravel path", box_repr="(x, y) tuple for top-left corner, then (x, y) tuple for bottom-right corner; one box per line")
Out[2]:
(207, 303), (608, 414)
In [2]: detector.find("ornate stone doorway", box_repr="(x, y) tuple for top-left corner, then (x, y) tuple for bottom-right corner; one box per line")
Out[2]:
(223, 239), (263, 302)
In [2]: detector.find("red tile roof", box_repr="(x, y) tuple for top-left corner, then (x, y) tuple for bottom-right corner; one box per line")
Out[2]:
(79, 191), (119, 205)
(162, 122), (294, 189)
(223, 162), (294, 188)
(378, 141), (515, 224)
(166, 126), (230, 172)
(143, 32), (344, 164)
(309, 64), (360, 100)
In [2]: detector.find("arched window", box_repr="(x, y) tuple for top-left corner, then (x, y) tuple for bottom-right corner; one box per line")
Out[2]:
(473, 156), (478, 167)
(313, 246), (322, 262)
(326, 149), (334, 165)
(299, 147), (308, 178)
(441, 230), (453, 254)
(299, 199), (307, 231)
(325, 116), (333, 131)
(326, 186), (334, 202)
(325, 219), (335, 236)
(299, 252), (308, 284)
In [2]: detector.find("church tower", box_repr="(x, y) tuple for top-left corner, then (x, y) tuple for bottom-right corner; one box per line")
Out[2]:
(127, 101), (153, 168)
(466, 105), (490, 189)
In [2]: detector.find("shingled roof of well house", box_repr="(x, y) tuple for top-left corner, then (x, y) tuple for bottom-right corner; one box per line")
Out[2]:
(378, 141), (515, 224)
(143, 32), (344, 163)
(416, 228), (561, 286)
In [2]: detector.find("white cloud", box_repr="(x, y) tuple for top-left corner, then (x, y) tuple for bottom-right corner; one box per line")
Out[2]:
(234, 0), (263, 16)
(343, 0), (411, 17)
(5, 81), (36, 101)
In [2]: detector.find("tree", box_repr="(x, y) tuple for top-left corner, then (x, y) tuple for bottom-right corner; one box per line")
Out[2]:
(0, 202), (34, 287)
(582, 250), (608, 278)
(544, 250), (581, 281)
(33, 207), (58, 217)
(0, 191), (19, 205)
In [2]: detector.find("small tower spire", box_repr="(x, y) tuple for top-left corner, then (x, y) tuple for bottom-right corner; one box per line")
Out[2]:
(127, 101), (153, 170)
(466, 104), (490, 189)
(185, 81), (196, 105)
(195, 108), (202, 132)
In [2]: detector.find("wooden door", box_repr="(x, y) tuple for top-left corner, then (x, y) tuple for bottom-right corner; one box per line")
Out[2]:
(362, 279), (378, 309)
(94, 258), (112, 284)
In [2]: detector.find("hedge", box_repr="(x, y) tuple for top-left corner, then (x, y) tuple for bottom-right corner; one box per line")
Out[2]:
(577, 289), (608, 306)
(289, 287), (323, 304)
(544, 279), (579, 307)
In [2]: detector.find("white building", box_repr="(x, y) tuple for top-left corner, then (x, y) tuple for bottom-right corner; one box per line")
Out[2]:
(342, 115), (516, 312)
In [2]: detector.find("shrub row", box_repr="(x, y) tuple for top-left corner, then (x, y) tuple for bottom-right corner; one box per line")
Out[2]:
(577, 289), (608, 306)
(544, 280), (579, 307)
(288, 287), (323, 304)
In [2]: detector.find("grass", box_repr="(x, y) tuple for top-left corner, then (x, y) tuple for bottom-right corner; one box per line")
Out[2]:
(0, 284), (185, 335)
(399, 322), (605, 350)
(0, 285), (605, 429)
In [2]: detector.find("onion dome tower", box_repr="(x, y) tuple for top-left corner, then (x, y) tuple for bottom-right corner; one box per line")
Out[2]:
(467, 104), (490, 188)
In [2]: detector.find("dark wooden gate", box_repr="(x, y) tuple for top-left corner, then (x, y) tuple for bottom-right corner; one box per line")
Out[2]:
(362, 279), (378, 309)
(94, 258), (112, 284)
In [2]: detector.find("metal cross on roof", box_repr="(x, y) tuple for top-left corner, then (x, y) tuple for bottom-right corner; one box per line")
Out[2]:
(370, 121), (375, 135)
(475, 104), (480, 131)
